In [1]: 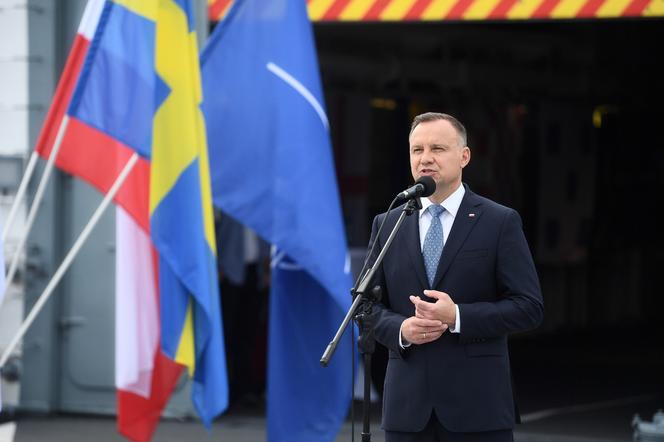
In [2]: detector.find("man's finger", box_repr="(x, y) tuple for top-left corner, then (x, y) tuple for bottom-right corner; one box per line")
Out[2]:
(413, 317), (443, 327)
(418, 326), (444, 333)
(423, 289), (444, 299)
(416, 301), (435, 312)
(420, 323), (447, 333)
(420, 327), (447, 343)
(416, 311), (437, 321)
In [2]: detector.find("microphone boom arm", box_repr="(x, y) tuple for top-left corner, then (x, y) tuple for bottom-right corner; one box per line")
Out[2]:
(320, 196), (422, 365)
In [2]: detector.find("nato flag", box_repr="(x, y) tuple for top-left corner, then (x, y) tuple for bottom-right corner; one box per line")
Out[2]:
(200, 0), (355, 441)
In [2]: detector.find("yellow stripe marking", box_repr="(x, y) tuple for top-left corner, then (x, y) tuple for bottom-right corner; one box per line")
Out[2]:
(506, 0), (544, 18)
(422, 0), (460, 19)
(550, 0), (584, 17)
(340, 0), (377, 19)
(308, 0), (337, 19)
(381, 0), (419, 19)
(464, 0), (503, 19)
(596, 0), (631, 15)
(644, 0), (664, 15)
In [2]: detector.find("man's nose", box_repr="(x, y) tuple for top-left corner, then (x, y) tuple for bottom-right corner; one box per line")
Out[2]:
(421, 148), (433, 163)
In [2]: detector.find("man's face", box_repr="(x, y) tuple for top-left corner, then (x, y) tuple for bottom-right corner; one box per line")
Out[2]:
(409, 119), (470, 193)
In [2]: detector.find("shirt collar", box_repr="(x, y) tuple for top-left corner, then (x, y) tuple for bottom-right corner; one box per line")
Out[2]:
(419, 183), (465, 218)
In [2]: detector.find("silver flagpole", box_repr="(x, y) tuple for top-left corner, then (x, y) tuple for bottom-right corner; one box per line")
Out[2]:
(2, 116), (70, 301)
(0, 152), (139, 368)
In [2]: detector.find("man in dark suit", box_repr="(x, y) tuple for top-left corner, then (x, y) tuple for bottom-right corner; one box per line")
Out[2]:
(366, 112), (543, 441)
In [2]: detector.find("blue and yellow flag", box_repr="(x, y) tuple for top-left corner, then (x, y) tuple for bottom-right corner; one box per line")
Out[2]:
(68, 0), (228, 428)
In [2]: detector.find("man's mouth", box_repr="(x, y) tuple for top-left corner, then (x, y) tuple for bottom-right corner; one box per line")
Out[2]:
(420, 169), (436, 176)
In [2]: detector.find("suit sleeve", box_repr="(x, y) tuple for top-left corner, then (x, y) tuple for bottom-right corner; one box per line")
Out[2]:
(365, 214), (410, 356)
(457, 209), (544, 342)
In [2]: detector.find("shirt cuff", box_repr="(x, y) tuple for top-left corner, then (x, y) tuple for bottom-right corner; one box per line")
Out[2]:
(398, 321), (411, 349)
(449, 304), (461, 333)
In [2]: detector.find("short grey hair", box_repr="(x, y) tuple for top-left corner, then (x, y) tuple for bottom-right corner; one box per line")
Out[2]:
(409, 112), (467, 147)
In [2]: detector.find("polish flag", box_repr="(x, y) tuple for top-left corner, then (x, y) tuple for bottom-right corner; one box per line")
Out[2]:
(33, 1), (182, 441)
(115, 209), (183, 442)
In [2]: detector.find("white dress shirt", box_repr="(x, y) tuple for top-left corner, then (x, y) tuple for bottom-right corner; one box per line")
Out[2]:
(399, 183), (465, 348)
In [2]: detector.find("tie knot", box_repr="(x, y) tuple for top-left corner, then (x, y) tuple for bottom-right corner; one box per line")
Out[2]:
(428, 204), (444, 218)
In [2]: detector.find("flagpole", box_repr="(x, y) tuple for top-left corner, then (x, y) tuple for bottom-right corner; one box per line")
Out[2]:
(1, 152), (39, 243)
(2, 116), (70, 300)
(0, 152), (139, 369)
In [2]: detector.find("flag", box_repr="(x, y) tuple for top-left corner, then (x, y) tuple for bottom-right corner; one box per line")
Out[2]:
(68, 0), (228, 429)
(115, 207), (183, 442)
(201, 1), (355, 440)
(37, 0), (228, 439)
(31, 1), (182, 440)
(33, 0), (150, 229)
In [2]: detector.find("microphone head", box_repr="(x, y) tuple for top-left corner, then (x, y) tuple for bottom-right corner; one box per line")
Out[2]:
(416, 176), (436, 197)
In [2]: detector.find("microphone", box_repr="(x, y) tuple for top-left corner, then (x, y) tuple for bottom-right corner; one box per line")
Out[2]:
(396, 176), (436, 201)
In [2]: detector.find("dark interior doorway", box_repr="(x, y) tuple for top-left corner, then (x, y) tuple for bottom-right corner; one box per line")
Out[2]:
(315, 19), (664, 437)
(316, 18), (664, 332)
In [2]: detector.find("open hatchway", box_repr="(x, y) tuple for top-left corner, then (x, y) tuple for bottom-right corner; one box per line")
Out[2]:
(315, 19), (664, 433)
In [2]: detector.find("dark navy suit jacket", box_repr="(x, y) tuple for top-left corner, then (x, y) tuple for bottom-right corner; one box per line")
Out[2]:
(367, 184), (543, 433)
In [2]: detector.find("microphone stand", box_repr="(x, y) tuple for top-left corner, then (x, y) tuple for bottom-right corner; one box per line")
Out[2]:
(321, 197), (422, 442)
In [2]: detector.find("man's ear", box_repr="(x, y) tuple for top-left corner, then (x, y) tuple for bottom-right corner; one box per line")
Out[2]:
(461, 146), (471, 168)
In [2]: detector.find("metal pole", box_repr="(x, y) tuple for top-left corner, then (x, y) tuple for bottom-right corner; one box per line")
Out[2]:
(0, 153), (139, 368)
(2, 116), (70, 299)
(1, 151), (39, 243)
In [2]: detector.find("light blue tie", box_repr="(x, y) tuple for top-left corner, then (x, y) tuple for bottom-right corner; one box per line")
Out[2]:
(423, 205), (445, 287)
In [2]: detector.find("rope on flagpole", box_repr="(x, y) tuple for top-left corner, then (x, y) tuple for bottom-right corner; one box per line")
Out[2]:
(2, 116), (70, 301)
(0, 152), (139, 369)
(1, 151), (39, 243)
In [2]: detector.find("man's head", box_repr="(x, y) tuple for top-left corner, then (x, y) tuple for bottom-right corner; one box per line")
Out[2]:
(409, 112), (470, 203)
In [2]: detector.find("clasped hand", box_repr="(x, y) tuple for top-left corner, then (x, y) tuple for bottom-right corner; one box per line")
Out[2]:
(401, 290), (456, 345)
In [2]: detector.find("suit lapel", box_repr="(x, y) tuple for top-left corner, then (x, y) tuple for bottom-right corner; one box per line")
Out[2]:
(403, 209), (429, 290)
(432, 188), (483, 288)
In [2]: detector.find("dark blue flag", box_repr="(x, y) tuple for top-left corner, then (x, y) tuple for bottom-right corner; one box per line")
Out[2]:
(200, 0), (355, 441)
